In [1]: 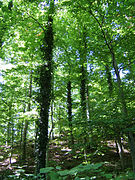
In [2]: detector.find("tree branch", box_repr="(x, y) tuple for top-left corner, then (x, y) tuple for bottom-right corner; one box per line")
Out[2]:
(89, 10), (113, 53)
(27, 13), (46, 33)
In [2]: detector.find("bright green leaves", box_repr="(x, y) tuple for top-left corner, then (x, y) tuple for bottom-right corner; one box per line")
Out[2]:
(40, 163), (104, 179)
(0, 1), (2, 8)
(0, 0), (134, 177)
(40, 167), (54, 173)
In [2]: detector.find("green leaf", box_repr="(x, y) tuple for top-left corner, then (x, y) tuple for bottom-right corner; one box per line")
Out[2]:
(40, 167), (54, 174)
(49, 171), (60, 180)
(103, 173), (113, 178)
(0, 2), (3, 8)
(56, 166), (62, 170)
(74, 177), (80, 180)
(57, 170), (69, 176)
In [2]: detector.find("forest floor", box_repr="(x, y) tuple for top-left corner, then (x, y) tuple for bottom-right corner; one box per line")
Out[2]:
(0, 136), (132, 179)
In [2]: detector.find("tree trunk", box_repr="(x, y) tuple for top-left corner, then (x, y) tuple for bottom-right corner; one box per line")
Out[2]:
(128, 132), (135, 179)
(67, 81), (74, 149)
(22, 71), (32, 163)
(80, 65), (87, 123)
(105, 64), (113, 96)
(90, 11), (135, 174)
(79, 28), (89, 154)
(105, 63), (125, 169)
(117, 136), (124, 170)
(111, 50), (135, 176)
(7, 105), (12, 146)
(80, 65), (89, 153)
(46, 102), (54, 168)
(37, 0), (54, 173)
(86, 85), (91, 124)
(50, 102), (54, 140)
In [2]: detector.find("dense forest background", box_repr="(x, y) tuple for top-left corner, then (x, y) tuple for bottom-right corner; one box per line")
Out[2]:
(0, 0), (135, 179)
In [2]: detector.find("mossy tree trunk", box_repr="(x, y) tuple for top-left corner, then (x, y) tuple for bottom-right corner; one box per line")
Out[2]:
(79, 29), (89, 153)
(37, 0), (54, 172)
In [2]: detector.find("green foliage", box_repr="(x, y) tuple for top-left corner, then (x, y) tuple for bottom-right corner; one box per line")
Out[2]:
(39, 163), (106, 179)
(0, 0), (135, 178)
(40, 167), (54, 173)
(114, 170), (134, 180)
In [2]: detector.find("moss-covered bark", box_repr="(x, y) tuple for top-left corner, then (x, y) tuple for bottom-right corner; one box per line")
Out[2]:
(37, 0), (54, 172)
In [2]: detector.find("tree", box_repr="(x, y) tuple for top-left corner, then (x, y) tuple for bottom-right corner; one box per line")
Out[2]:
(37, 0), (55, 173)
(0, 0), (135, 179)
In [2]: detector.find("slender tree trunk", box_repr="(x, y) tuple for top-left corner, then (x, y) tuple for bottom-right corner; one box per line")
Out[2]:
(67, 81), (74, 149)
(80, 65), (87, 123)
(111, 50), (135, 177)
(117, 136), (124, 170)
(90, 11), (135, 174)
(50, 102), (54, 140)
(20, 103), (26, 151)
(7, 105), (12, 146)
(22, 121), (29, 163)
(34, 119), (39, 175)
(86, 85), (91, 123)
(79, 29), (90, 154)
(105, 64), (113, 96)
(22, 71), (32, 163)
(37, 0), (54, 173)
(58, 105), (62, 136)
(10, 120), (14, 165)
(38, 67), (51, 171)
(7, 122), (11, 145)
(46, 101), (54, 168)
(20, 120), (24, 149)
(50, 72), (55, 140)
(80, 65), (88, 154)
(128, 132), (135, 179)
(105, 64), (125, 168)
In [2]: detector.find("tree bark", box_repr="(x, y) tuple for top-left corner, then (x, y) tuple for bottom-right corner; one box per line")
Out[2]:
(37, 0), (54, 173)
(117, 136), (124, 170)
(80, 64), (89, 153)
(105, 64), (113, 96)
(80, 65), (87, 122)
(67, 81), (74, 148)
(7, 105), (12, 146)
(22, 70), (32, 163)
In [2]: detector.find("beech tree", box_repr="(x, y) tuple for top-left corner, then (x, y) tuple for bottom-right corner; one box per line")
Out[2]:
(0, 0), (135, 179)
